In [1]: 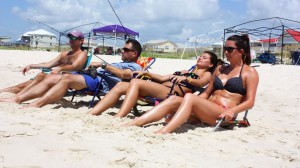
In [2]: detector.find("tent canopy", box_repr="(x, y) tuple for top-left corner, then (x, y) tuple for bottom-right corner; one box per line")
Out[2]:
(223, 17), (300, 63)
(92, 24), (139, 39)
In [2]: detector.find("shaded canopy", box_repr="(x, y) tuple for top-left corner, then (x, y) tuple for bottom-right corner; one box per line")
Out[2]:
(223, 17), (300, 63)
(92, 24), (139, 39)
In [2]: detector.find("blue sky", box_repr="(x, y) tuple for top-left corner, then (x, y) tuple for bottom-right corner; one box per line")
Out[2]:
(1, 0), (300, 44)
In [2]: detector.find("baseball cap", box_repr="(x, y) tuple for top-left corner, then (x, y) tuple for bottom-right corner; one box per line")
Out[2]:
(67, 30), (84, 39)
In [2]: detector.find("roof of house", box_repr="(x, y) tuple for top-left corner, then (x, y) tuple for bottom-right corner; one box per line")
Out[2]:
(145, 40), (168, 44)
(286, 29), (300, 42)
(258, 38), (278, 43)
(22, 29), (56, 37)
(144, 40), (177, 46)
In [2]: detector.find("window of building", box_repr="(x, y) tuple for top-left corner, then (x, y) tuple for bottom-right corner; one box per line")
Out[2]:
(165, 45), (169, 50)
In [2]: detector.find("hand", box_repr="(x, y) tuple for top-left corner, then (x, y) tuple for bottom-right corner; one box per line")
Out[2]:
(22, 64), (32, 75)
(171, 75), (186, 84)
(219, 109), (235, 121)
(133, 71), (147, 78)
(89, 62), (102, 68)
(51, 67), (61, 74)
(181, 70), (189, 74)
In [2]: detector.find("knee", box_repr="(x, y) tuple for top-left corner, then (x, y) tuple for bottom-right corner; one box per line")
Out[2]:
(130, 78), (142, 86)
(168, 95), (181, 101)
(113, 82), (128, 94)
(183, 93), (195, 99)
(35, 72), (46, 81)
(60, 74), (73, 84)
(167, 95), (183, 104)
(43, 74), (62, 85)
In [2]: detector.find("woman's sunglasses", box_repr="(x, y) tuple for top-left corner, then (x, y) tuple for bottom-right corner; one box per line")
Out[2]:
(122, 47), (136, 52)
(223, 46), (238, 53)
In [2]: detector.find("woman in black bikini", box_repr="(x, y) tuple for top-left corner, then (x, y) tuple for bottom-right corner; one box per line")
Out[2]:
(123, 34), (259, 134)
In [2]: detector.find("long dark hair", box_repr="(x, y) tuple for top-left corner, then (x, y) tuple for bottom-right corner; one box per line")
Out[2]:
(203, 51), (218, 73)
(227, 34), (251, 65)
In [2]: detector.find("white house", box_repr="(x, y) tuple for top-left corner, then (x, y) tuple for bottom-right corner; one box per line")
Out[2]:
(144, 40), (177, 53)
(21, 29), (57, 48)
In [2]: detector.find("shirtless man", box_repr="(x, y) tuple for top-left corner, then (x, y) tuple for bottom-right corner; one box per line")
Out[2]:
(0, 30), (87, 97)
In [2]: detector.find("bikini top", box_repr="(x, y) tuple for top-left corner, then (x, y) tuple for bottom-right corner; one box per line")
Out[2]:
(213, 65), (246, 95)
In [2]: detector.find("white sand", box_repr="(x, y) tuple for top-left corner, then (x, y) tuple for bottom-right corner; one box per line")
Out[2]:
(0, 50), (300, 168)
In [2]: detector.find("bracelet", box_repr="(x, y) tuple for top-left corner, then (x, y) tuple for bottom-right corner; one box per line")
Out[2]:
(187, 77), (192, 83)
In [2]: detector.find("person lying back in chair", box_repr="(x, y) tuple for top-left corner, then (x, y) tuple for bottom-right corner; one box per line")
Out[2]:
(0, 39), (142, 108)
(123, 34), (259, 134)
(88, 51), (218, 117)
(0, 30), (87, 95)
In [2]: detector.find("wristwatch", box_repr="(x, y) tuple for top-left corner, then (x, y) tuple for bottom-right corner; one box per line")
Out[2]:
(101, 61), (107, 69)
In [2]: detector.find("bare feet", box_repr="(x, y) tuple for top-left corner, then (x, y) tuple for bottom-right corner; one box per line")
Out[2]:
(0, 97), (21, 104)
(154, 129), (168, 134)
(20, 103), (40, 109)
(121, 117), (140, 127)
(20, 102), (42, 109)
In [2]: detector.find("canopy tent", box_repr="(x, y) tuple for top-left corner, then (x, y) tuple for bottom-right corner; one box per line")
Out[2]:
(92, 24), (139, 55)
(223, 17), (300, 63)
(180, 30), (224, 59)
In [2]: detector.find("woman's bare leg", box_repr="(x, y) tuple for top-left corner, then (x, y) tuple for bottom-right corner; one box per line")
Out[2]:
(123, 95), (183, 126)
(89, 82), (130, 115)
(114, 79), (174, 118)
(155, 93), (226, 134)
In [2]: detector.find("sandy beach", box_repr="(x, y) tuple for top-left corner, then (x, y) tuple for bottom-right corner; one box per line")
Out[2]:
(0, 50), (300, 168)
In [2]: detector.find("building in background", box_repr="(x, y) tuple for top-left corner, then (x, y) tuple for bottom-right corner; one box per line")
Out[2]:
(20, 29), (57, 49)
(143, 40), (177, 53)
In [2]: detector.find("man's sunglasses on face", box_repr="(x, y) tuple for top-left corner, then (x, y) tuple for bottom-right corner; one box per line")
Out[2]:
(69, 36), (80, 41)
(122, 47), (136, 52)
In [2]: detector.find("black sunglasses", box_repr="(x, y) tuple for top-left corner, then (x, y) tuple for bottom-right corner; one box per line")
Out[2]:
(122, 47), (135, 52)
(223, 46), (238, 53)
(69, 36), (80, 41)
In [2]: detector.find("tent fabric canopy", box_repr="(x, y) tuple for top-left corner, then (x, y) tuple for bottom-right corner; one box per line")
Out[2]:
(93, 24), (139, 38)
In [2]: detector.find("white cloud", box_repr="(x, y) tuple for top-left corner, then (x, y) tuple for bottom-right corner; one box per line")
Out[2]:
(12, 0), (253, 43)
(11, 6), (21, 14)
(247, 0), (300, 21)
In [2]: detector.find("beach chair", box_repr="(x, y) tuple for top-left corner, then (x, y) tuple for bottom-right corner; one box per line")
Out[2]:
(40, 48), (93, 74)
(70, 57), (156, 108)
(210, 110), (250, 133)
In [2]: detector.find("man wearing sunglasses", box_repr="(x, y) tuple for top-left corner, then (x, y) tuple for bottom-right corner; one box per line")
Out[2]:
(0, 30), (87, 97)
(9, 39), (142, 108)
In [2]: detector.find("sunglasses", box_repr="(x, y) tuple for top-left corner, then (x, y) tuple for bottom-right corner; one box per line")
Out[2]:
(69, 36), (80, 41)
(122, 47), (135, 52)
(223, 46), (238, 53)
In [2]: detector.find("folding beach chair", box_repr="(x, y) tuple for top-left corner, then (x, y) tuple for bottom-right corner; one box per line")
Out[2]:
(70, 57), (156, 108)
(40, 48), (93, 74)
(210, 110), (250, 133)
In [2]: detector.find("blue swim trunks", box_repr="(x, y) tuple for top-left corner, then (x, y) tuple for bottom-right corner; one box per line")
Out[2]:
(81, 74), (100, 92)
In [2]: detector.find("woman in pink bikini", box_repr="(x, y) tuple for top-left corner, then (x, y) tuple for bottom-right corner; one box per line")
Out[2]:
(123, 34), (259, 134)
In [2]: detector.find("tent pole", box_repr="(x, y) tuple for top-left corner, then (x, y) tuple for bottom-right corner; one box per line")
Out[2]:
(222, 29), (226, 60)
(87, 32), (91, 54)
(181, 41), (188, 59)
(114, 32), (117, 55)
(281, 25), (284, 64)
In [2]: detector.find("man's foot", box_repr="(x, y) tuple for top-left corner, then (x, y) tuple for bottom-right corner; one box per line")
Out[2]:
(0, 97), (20, 104)
(20, 103), (40, 109)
